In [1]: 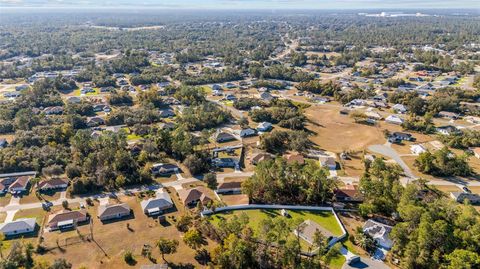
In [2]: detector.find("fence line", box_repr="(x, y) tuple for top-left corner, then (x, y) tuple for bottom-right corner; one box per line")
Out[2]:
(202, 203), (348, 248)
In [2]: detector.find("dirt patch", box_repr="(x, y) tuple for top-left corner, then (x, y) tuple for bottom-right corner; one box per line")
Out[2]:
(220, 194), (249, 206)
(305, 105), (385, 153)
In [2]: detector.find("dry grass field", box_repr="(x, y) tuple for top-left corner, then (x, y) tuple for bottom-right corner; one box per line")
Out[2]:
(304, 104), (385, 153)
(37, 194), (214, 268)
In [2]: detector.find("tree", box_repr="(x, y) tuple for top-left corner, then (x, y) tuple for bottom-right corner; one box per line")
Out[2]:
(123, 250), (136, 265)
(61, 200), (69, 209)
(445, 249), (480, 269)
(156, 238), (179, 262)
(183, 228), (203, 249)
(204, 173), (218, 190)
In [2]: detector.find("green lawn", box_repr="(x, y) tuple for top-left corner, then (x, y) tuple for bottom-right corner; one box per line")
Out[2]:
(209, 209), (343, 236)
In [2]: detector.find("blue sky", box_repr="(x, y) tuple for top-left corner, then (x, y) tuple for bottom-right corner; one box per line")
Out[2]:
(0, 0), (478, 9)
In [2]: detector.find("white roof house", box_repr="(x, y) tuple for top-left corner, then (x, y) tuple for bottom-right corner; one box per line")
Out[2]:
(385, 115), (404, 125)
(0, 218), (36, 236)
(140, 192), (173, 216)
(363, 219), (393, 250)
(257, 122), (272, 132)
(392, 104), (407, 114)
(410, 144), (427, 155)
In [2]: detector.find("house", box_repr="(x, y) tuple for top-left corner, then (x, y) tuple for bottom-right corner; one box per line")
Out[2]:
(140, 192), (174, 216)
(450, 192), (480, 204)
(15, 85), (29, 91)
(391, 132), (414, 141)
(224, 82), (236, 89)
(8, 176), (30, 194)
(215, 132), (236, 143)
(43, 106), (64, 115)
(319, 156), (336, 170)
(438, 111), (460, 120)
(157, 81), (170, 88)
(334, 184), (363, 202)
(257, 122), (272, 132)
(392, 104), (407, 114)
(86, 117), (105, 127)
(216, 181), (242, 194)
(37, 178), (68, 191)
(98, 203), (131, 221)
(385, 115), (404, 125)
(212, 157), (238, 168)
(0, 139), (8, 148)
(151, 163), (179, 176)
(212, 84), (222, 91)
(259, 92), (274, 102)
(47, 210), (88, 230)
(365, 111), (382, 120)
(250, 152), (274, 165)
(410, 144), (427, 155)
(436, 125), (459, 136)
(159, 109), (175, 118)
(240, 128), (256, 138)
(0, 218), (36, 236)
(177, 188), (213, 207)
(294, 220), (334, 245)
(212, 89), (224, 96)
(225, 94), (237, 101)
(363, 219), (393, 249)
(67, 97), (81, 104)
(93, 104), (111, 112)
(159, 122), (175, 130)
(283, 152), (305, 165)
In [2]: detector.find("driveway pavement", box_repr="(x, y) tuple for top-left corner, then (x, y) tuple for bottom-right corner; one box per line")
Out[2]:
(342, 257), (390, 269)
(368, 144), (417, 179)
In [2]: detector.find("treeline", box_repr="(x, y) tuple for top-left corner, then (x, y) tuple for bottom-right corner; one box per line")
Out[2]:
(359, 158), (480, 269)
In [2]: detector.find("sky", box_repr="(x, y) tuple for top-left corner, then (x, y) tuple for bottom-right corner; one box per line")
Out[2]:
(0, 0), (478, 9)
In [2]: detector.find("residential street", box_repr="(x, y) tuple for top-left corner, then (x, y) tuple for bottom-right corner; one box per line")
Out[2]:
(368, 144), (417, 179)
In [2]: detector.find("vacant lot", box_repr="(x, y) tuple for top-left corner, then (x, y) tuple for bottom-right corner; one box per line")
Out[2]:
(209, 209), (343, 236)
(220, 194), (249, 206)
(305, 104), (385, 153)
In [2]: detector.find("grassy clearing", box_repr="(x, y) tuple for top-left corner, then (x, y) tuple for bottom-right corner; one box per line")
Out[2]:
(209, 209), (343, 236)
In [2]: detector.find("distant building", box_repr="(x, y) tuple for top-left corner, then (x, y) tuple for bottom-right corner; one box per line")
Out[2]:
(294, 220), (335, 245)
(334, 184), (363, 202)
(385, 115), (404, 125)
(256, 122), (272, 132)
(410, 144), (427, 155)
(216, 181), (242, 194)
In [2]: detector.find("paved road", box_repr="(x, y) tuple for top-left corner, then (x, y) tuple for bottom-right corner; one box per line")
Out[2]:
(0, 171), (255, 214)
(368, 144), (417, 180)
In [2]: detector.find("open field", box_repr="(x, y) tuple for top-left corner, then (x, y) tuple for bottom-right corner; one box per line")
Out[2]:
(305, 104), (385, 153)
(208, 209), (343, 236)
(219, 194), (249, 205)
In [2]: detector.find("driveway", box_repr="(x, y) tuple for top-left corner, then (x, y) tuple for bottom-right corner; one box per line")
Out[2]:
(342, 257), (390, 269)
(368, 144), (417, 180)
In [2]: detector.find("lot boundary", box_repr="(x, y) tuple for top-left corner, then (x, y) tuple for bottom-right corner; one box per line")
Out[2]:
(201, 204), (347, 247)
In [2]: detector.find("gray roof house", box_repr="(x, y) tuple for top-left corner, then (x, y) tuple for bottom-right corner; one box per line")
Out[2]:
(98, 203), (131, 221)
(0, 218), (36, 236)
(450, 192), (480, 204)
(140, 192), (173, 216)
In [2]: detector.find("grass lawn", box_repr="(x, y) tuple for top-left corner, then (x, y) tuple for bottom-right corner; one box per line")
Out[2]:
(209, 209), (343, 236)
(222, 100), (234, 106)
(0, 194), (12, 207)
(329, 255), (346, 269)
(13, 207), (47, 225)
